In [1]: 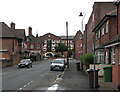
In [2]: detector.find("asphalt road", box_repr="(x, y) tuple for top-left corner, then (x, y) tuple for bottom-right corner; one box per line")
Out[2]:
(2, 59), (65, 91)
(2, 59), (90, 91)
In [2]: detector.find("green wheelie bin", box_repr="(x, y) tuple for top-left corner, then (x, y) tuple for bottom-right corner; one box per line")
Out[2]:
(103, 66), (112, 82)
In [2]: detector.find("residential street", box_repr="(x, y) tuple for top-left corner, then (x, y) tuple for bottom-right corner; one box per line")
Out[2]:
(2, 59), (62, 91)
(2, 59), (90, 91)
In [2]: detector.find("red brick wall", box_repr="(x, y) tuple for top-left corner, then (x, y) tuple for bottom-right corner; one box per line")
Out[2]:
(109, 17), (117, 40)
(112, 45), (120, 87)
(118, 3), (120, 34)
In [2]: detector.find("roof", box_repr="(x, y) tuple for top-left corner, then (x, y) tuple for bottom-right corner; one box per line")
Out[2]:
(95, 44), (104, 50)
(60, 36), (74, 40)
(25, 34), (43, 43)
(40, 33), (61, 39)
(93, 9), (117, 32)
(104, 34), (120, 46)
(0, 22), (25, 39)
(0, 22), (16, 38)
(106, 9), (117, 16)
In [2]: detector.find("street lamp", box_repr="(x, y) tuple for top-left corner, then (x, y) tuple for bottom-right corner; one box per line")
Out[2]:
(79, 12), (86, 32)
(66, 21), (69, 68)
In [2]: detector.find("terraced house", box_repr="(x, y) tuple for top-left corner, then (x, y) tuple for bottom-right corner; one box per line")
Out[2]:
(0, 22), (26, 67)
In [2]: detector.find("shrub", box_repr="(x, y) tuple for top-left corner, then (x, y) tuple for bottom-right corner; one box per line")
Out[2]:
(80, 53), (94, 65)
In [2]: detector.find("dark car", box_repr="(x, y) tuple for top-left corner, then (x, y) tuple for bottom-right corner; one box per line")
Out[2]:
(18, 59), (32, 68)
(50, 59), (65, 71)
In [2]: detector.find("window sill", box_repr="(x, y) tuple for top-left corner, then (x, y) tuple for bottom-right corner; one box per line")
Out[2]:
(112, 62), (115, 65)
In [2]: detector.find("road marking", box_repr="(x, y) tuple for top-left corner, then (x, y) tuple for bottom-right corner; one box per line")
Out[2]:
(24, 85), (27, 87)
(53, 77), (58, 84)
(45, 84), (59, 92)
(3, 73), (7, 75)
(28, 83), (30, 85)
(19, 88), (23, 90)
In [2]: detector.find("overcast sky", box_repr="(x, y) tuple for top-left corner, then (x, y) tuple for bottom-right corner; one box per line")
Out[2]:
(0, 0), (115, 36)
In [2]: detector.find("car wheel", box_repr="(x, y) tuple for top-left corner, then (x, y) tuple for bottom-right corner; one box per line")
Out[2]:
(27, 65), (30, 68)
(31, 65), (32, 68)
(50, 68), (53, 71)
(18, 66), (20, 69)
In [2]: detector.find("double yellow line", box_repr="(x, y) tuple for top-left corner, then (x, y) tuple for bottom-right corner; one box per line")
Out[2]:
(53, 69), (66, 84)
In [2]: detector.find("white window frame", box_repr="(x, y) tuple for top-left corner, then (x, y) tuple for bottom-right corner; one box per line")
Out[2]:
(106, 21), (108, 33)
(30, 44), (34, 49)
(36, 44), (40, 49)
(101, 26), (104, 36)
(112, 47), (115, 64)
(98, 30), (100, 38)
(105, 51), (108, 64)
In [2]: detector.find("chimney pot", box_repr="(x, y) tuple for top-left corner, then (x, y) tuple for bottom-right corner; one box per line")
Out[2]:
(11, 22), (15, 29)
(28, 27), (32, 35)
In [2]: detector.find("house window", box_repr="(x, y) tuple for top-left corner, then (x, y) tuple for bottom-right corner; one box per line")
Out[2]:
(96, 33), (98, 40)
(52, 48), (55, 51)
(112, 47), (115, 64)
(106, 21), (109, 33)
(101, 26), (104, 36)
(105, 51), (108, 64)
(43, 48), (46, 51)
(36, 44), (40, 49)
(92, 14), (94, 28)
(30, 44), (34, 49)
(48, 35), (50, 37)
(96, 51), (104, 64)
(98, 30), (100, 38)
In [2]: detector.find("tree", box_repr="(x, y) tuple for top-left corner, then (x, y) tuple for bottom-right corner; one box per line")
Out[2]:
(55, 43), (67, 55)
(68, 49), (73, 57)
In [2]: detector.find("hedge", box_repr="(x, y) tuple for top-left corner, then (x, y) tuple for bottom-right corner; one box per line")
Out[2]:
(80, 53), (94, 65)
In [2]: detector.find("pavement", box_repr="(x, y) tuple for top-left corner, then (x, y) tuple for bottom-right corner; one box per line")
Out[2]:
(58, 59), (118, 91)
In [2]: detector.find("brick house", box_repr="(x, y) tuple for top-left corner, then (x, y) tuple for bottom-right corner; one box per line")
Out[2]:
(24, 27), (43, 61)
(0, 22), (26, 67)
(91, 2), (120, 88)
(93, 10), (117, 64)
(103, 2), (120, 88)
(86, 2), (116, 54)
(40, 33), (74, 57)
(73, 30), (83, 60)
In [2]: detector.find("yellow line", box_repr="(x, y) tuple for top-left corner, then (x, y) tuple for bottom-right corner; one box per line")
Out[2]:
(53, 77), (58, 84)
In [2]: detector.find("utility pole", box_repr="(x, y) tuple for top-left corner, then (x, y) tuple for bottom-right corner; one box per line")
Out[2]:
(66, 21), (69, 68)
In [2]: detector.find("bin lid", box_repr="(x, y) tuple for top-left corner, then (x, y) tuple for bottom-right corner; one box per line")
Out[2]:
(86, 69), (100, 72)
(103, 66), (112, 69)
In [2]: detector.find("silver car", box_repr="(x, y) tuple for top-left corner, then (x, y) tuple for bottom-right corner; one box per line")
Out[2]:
(50, 59), (65, 71)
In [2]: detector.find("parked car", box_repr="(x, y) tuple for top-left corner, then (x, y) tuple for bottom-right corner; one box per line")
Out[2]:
(18, 59), (32, 68)
(50, 59), (65, 71)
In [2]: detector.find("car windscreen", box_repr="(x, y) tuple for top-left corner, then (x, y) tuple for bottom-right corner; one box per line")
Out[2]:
(52, 60), (63, 64)
(20, 60), (29, 63)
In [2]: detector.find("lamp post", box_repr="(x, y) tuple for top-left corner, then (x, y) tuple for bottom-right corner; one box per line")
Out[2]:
(66, 21), (69, 68)
(79, 12), (86, 32)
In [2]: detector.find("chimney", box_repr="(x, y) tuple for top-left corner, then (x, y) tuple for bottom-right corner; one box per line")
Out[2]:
(28, 27), (32, 35)
(11, 22), (15, 29)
